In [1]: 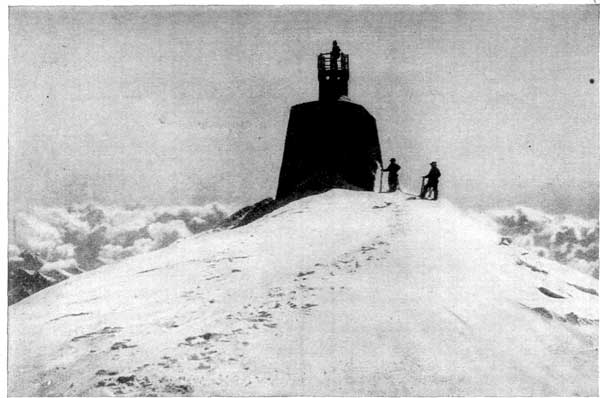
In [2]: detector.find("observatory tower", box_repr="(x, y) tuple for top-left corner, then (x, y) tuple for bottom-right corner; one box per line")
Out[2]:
(276, 42), (382, 200)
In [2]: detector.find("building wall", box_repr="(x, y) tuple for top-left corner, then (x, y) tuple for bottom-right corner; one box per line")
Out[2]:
(276, 100), (382, 200)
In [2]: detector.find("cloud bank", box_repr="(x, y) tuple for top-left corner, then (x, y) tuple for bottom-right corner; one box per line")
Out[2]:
(11, 203), (232, 276)
(10, 201), (598, 281)
(488, 206), (598, 279)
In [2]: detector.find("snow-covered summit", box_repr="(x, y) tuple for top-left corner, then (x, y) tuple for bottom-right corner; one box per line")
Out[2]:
(8, 190), (598, 396)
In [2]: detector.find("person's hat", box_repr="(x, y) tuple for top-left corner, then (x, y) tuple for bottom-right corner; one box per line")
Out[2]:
(430, 161), (437, 165)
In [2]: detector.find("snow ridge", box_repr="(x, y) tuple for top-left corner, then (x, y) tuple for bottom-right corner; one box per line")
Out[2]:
(8, 190), (598, 396)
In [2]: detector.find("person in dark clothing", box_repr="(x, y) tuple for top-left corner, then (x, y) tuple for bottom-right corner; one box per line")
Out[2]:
(382, 158), (401, 192)
(420, 161), (441, 200)
(331, 40), (341, 70)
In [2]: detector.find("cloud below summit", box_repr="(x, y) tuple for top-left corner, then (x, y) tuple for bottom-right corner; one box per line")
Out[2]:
(10, 203), (232, 275)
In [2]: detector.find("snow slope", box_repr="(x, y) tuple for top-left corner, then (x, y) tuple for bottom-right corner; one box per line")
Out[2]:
(8, 190), (598, 396)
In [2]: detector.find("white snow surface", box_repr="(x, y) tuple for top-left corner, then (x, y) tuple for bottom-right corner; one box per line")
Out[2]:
(8, 190), (598, 396)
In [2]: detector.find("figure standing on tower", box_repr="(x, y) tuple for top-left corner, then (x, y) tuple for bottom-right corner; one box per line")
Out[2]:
(331, 40), (341, 70)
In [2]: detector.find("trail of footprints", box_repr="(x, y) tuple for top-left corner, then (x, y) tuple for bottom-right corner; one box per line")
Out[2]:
(84, 238), (391, 395)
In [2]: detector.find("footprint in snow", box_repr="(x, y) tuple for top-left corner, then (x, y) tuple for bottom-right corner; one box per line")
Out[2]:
(180, 332), (223, 347)
(538, 287), (566, 299)
(50, 312), (90, 322)
(372, 202), (393, 209)
(568, 283), (598, 296)
(160, 321), (179, 329)
(110, 341), (137, 350)
(72, 326), (122, 342)
(96, 370), (119, 376)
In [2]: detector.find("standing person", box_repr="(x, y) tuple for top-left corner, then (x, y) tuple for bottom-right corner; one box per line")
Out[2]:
(382, 158), (401, 192)
(330, 40), (341, 70)
(420, 161), (441, 200)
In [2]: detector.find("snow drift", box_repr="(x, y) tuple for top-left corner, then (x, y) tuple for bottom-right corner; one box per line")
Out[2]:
(8, 190), (598, 396)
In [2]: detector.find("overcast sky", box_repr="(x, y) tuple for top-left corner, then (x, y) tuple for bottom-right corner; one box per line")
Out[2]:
(9, 5), (599, 217)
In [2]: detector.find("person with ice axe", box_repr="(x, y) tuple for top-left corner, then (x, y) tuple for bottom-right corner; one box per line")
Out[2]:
(420, 161), (441, 200)
(381, 158), (401, 192)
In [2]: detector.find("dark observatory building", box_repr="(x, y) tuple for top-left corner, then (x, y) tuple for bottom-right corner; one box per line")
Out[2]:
(276, 42), (382, 200)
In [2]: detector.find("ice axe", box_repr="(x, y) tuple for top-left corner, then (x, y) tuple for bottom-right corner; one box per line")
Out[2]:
(377, 162), (383, 193)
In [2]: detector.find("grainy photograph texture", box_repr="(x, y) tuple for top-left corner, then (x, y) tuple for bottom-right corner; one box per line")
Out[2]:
(7, 5), (599, 396)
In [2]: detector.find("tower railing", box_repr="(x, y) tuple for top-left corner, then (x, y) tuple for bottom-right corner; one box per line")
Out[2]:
(317, 51), (349, 101)
(318, 53), (349, 72)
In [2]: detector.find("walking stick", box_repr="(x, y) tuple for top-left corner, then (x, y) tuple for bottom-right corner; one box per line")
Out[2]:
(379, 169), (383, 193)
(420, 177), (425, 198)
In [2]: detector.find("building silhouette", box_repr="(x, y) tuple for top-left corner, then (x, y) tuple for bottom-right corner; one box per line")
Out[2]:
(276, 42), (382, 200)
